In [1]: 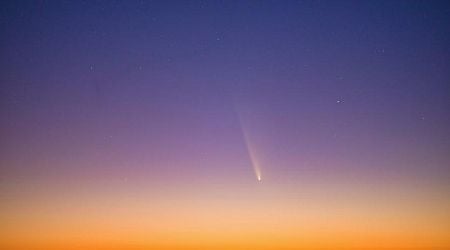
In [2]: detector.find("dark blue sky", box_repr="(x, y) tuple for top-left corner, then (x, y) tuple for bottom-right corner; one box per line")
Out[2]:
(1, 0), (450, 185)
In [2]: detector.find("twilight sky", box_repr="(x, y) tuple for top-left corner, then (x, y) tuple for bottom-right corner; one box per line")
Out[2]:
(1, 1), (450, 249)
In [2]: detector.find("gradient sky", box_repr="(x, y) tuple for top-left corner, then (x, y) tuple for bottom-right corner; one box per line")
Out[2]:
(1, 1), (450, 249)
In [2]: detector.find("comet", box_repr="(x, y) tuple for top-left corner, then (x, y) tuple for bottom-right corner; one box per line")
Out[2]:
(245, 139), (262, 182)
(236, 108), (263, 182)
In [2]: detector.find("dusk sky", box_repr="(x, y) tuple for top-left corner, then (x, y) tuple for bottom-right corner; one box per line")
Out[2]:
(1, 1), (450, 249)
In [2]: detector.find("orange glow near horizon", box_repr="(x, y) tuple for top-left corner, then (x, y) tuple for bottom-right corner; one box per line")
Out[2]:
(2, 174), (449, 250)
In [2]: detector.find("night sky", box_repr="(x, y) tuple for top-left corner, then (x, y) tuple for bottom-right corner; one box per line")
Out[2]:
(1, 1), (450, 249)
